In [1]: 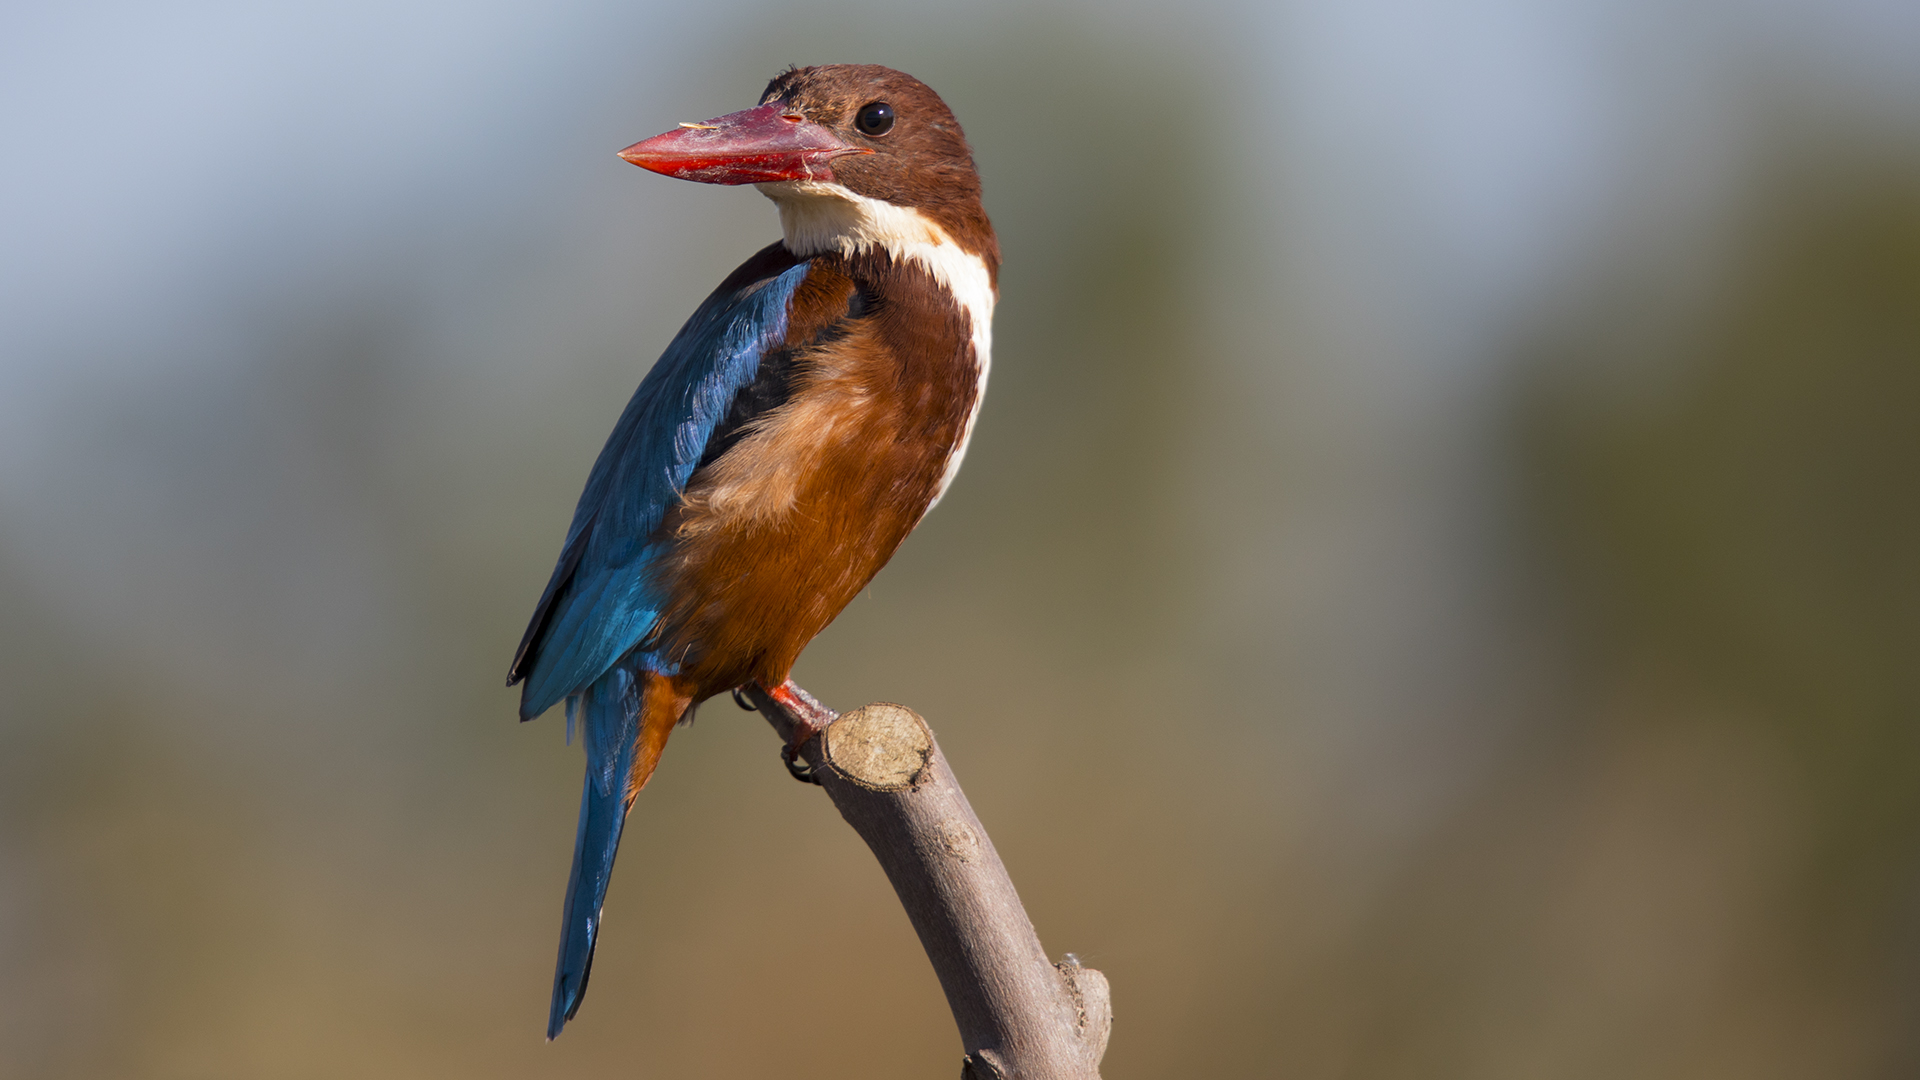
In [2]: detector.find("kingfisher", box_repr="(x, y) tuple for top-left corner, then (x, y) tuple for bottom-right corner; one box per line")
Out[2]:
(507, 65), (998, 1039)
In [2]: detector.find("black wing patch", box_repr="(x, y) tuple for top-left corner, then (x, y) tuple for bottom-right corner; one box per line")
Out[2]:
(694, 284), (873, 470)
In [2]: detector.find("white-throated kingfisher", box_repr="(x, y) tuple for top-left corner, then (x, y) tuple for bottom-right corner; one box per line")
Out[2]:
(507, 65), (998, 1039)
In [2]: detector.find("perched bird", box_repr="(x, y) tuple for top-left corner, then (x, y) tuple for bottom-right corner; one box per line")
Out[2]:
(507, 65), (998, 1039)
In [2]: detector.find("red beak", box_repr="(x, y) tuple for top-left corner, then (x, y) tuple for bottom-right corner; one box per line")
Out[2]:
(618, 102), (870, 185)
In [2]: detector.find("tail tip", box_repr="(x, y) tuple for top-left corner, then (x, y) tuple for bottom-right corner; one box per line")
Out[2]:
(546, 963), (590, 1040)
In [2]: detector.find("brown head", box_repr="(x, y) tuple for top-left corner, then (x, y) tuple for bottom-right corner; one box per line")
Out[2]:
(619, 64), (998, 277)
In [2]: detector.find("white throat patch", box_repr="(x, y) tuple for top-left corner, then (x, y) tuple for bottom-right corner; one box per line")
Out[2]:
(756, 180), (995, 510)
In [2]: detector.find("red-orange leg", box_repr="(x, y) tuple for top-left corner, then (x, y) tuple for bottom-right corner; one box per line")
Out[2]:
(763, 678), (838, 784)
(767, 678), (837, 744)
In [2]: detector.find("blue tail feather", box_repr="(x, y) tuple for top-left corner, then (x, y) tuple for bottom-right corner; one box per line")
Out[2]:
(548, 665), (642, 1039)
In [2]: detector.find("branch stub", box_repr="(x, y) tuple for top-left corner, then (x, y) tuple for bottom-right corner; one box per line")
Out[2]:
(822, 702), (933, 791)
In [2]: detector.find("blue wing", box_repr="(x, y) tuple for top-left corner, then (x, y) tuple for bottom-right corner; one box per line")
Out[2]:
(510, 246), (810, 719)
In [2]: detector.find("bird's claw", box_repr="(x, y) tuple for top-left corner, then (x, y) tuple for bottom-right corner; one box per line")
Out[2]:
(731, 686), (758, 711)
(782, 742), (823, 785)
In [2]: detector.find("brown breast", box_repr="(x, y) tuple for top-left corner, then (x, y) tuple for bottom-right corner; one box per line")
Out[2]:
(645, 247), (983, 694)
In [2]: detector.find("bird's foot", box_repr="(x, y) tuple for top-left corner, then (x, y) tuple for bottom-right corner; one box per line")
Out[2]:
(781, 743), (823, 785)
(769, 679), (838, 741)
(765, 679), (837, 785)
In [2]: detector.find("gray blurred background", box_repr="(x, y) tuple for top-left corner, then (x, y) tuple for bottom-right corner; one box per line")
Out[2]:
(4, 0), (1919, 1076)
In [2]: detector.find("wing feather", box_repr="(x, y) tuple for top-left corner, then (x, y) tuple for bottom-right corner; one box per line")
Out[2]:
(511, 245), (811, 718)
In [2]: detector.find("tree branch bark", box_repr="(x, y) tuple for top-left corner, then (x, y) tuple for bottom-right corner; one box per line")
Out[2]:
(744, 687), (1111, 1079)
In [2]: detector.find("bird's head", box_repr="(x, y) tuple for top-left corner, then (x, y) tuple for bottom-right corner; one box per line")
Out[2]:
(619, 65), (996, 271)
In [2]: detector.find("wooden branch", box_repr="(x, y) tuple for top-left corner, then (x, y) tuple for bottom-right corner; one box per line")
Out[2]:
(745, 688), (1111, 1079)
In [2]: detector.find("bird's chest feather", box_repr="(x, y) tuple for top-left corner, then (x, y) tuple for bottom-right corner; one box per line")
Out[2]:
(653, 251), (987, 681)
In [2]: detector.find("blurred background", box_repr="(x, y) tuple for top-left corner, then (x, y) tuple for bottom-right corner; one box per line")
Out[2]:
(3, 0), (1918, 1076)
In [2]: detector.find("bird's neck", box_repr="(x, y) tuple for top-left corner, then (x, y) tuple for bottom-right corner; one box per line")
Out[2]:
(756, 180), (997, 296)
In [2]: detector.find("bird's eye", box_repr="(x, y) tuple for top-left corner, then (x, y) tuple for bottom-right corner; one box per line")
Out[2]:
(854, 101), (894, 137)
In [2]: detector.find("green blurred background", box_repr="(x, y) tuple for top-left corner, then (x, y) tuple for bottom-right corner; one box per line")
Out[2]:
(3, 1), (1918, 1076)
